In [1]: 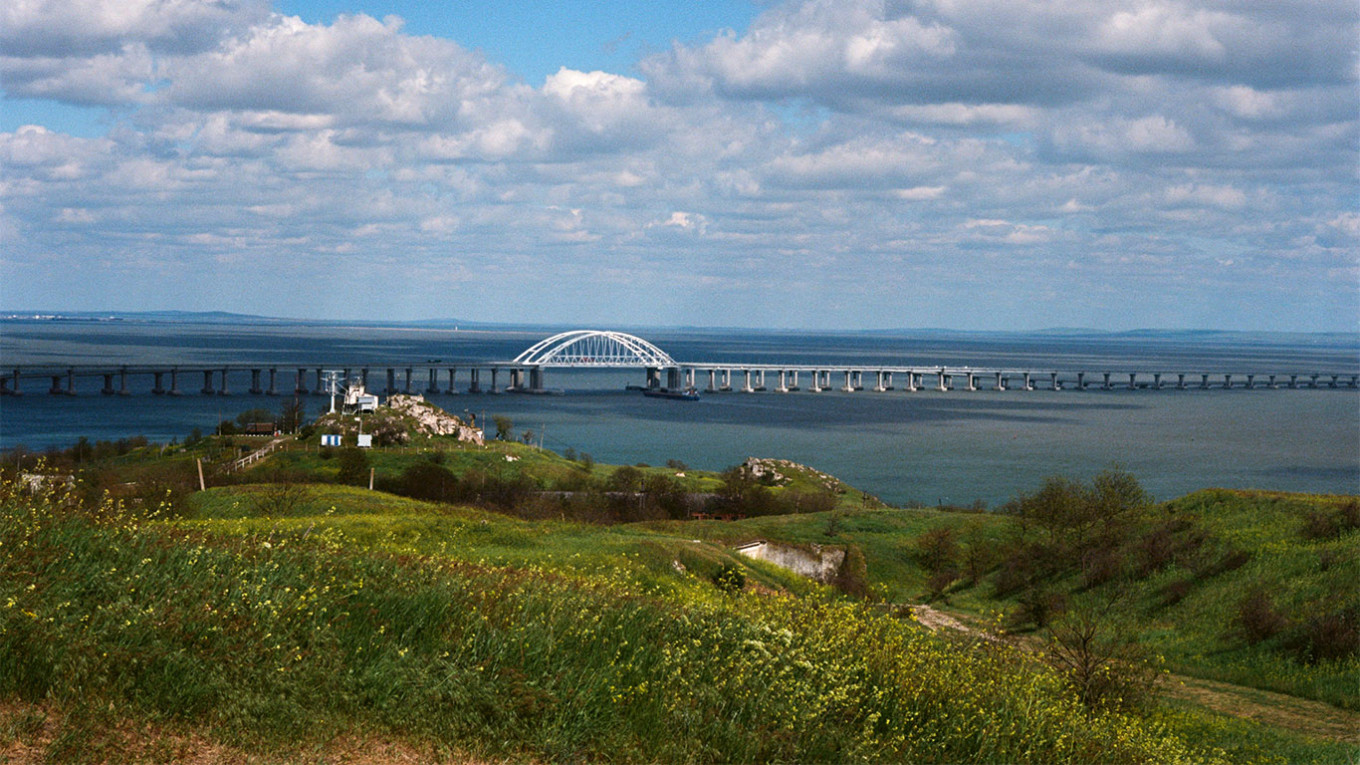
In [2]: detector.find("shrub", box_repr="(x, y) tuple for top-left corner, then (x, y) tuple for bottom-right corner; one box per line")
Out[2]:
(399, 462), (458, 503)
(1234, 588), (1286, 645)
(1045, 604), (1162, 714)
(1287, 608), (1360, 664)
(833, 545), (871, 599)
(711, 563), (746, 594)
(1080, 546), (1126, 589)
(1159, 578), (1194, 607)
(335, 447), (369, 486)
(915, 527), (959, 573)
(1012, 588), (1066, 631)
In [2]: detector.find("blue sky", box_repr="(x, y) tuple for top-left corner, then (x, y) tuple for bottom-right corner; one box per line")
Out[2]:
(1, 0), (1356, 331)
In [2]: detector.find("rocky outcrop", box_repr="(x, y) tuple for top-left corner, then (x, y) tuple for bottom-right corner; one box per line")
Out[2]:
(386, 395), (484, 445)
(742, 457), (844, 493)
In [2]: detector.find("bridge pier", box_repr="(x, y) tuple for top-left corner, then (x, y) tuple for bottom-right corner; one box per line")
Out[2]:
(218, 368), (231, 396)
(1199, 374), (1209, 390)
(721, 369), (732, 391)
(777, 370), (789, 393)
(118, 368), (131, 395)
(49, 374), (62, 395)
(201, 370), (215, 395)
(9, 369), (20, 396)
(1101, 372), (1112, 391)
(1076, 372), (1086, 390)
(1128, 373), (1137, 390)
(741, 370), (754, 393)
(1023, 372), (1034, 391)
(1246, 374), (1255, 389)
(686, 368), (696, 388)
(468, 368), (481, 393)
(842, 371), (855, 392)
(1224, 374), (1233, 390)
(1330, 374), (1340, 388)
(666, 367), (682, 390)
(446, 368), (459, 394)
(1152, 373), (1161, 390)
(529, 367), (543, 391)
(250, 369), (262, 395)
(316, 369), (326, 396)
(1309, 374), (1320, 388)
(1050, 372), (1059, 391)
(706, 369), (718, 392)
(488, 368), (499, 394)
(963, 372), (976, 392)
(995, 372), (1005, 391)
(102, 373), (116, 395)
(789, 370), (800, 391)
(168, 369), (181, 395)
(266, 368), (278, 396)
(427, 367), (442, 395)
(292, 368), (306, 396)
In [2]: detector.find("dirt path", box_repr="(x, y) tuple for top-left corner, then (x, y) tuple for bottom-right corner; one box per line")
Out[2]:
(1165, 675), (1359, 743)
(904, 603), (1359, 743)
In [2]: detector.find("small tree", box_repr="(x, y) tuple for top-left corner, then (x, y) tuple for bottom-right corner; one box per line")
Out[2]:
(493, 415), (513, 441)
(336, 447), (369, 486)
(1045, 596), (1161, 713)
(606, 465), (643, 493)
(279, 397), (306, 434)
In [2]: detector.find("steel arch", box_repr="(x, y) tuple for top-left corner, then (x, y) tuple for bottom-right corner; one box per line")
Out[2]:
(512, 331), (676, 367)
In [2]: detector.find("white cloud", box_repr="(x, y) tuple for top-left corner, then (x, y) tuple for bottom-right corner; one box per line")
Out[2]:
(0, 0), (1354, 330)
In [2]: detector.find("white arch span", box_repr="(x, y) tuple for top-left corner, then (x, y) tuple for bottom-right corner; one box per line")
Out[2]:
(512, 330), (676, 367)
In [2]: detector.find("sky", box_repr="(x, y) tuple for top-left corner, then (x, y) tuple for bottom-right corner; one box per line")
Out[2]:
(1, 0), (1357, 332)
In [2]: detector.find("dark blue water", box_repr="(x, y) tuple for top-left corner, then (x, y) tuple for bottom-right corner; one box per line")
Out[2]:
(2, 321), (1357, 505)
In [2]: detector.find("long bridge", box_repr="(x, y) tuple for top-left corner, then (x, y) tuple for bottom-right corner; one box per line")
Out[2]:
(2, 329), (1357, 397)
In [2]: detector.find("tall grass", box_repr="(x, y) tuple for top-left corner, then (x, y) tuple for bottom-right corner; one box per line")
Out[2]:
(1, 480), (1228, 763)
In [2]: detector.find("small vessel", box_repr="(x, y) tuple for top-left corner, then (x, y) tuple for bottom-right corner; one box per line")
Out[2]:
(642, 386), (701, 401)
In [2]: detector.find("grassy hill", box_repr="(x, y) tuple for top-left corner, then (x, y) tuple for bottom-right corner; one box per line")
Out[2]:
(1, 404), (1356, 762)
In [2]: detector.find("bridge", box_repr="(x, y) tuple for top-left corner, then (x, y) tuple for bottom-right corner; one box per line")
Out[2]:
(1, 329), (1357, 397)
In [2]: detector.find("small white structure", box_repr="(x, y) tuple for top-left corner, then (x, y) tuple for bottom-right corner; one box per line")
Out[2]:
(343, 380), (379, 414)
(735, 540), (846, 584)
(321, 434), (342, 447)
(356, 434), (373, 449)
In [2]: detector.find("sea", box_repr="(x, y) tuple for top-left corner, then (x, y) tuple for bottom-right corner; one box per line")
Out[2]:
(2, 320), (1357, 507)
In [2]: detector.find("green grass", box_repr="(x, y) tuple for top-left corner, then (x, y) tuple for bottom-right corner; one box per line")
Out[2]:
(2, 480), (1252, 763)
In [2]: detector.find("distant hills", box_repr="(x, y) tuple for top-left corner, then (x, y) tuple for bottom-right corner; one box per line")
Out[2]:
(3, 310), (1355, 344)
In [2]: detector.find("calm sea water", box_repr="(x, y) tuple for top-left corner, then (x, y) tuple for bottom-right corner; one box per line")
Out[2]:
(2, 321), (1357, 506)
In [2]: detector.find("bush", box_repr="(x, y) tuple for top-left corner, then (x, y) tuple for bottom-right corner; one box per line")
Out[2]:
(1287, 608), (1360, 664)
(915, 527), (959, 573)
(335, 448), (369, 486)
(833, 545), (871, 599)
(399, 462), (458, 503)
(1235, 588), (1286, 645)
(1045, 604), (1162, 714)
(711, 563), (746, 594)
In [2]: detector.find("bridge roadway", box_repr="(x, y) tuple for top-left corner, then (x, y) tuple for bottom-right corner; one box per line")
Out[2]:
(1, 363), (1357, 397)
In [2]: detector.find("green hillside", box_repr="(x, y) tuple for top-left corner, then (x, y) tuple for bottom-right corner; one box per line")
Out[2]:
(1, 404), (1356, 763)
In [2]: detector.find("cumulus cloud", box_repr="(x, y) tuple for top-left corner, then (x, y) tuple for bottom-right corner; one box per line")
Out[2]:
(0, 0), (1354, 329)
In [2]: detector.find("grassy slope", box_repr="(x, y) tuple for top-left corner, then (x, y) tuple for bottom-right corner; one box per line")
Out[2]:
(3, 484), (1232, 764)
(7, 428), (1356, 762)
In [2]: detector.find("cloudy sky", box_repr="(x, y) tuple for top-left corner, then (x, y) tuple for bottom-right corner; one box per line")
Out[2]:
(1, 0), (1356, 331)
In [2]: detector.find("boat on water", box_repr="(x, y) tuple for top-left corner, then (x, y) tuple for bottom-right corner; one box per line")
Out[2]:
(642, 386), (701, 401)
